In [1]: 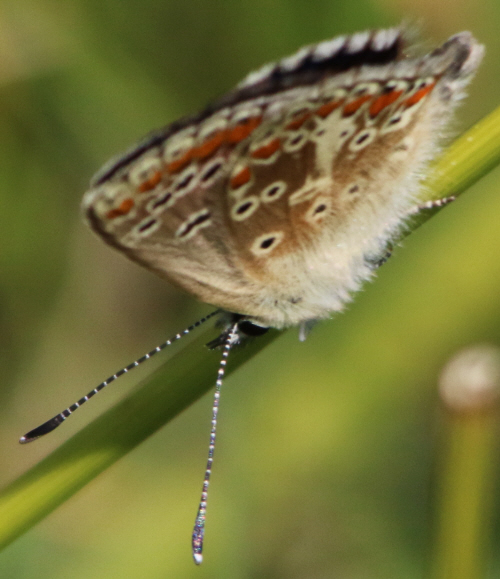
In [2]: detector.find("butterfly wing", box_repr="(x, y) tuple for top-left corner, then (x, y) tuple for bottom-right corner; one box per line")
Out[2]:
(83, 29), (483, 327)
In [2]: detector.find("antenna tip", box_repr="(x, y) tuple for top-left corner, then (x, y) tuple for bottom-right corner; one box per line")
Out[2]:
(193, 553), (203, 565)
(19, 415), (66, 444)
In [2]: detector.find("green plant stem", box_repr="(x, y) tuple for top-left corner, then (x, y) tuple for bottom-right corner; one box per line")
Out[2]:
(432, 413), (498, 579)
(398, 105), (500, 235)
(0, 328), (279, 549)
(0, 104), (500, 551)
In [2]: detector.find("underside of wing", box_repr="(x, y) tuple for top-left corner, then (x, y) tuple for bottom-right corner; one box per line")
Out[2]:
(82, 28), (483, 327)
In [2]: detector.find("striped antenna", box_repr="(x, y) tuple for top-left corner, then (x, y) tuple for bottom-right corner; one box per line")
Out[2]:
(19, 310), (220, 444)
(192, 322), (240, 565)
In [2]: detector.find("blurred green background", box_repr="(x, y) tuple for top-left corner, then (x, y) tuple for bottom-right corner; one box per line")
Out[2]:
(0, 0), (499, 577)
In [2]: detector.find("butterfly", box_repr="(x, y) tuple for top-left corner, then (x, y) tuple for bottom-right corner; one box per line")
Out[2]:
(21, 27), (483, 563)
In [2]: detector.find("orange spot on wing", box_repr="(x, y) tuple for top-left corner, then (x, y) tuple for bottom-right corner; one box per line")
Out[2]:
(250, 138), (281, 160)
(138, 171), (162, 192)
(167, 151), (192, 174)
(369, 90), (403, 117)
(192, 131), (226, 160)
(106, 198), (134, 219)
(285, 111), (311, 131)
(315, 99), (343, 119)
(230, 166), (251, 189)
(403, 82), (435, 108)
(343, 95), (372, 116)
(227, 116), (262, 144)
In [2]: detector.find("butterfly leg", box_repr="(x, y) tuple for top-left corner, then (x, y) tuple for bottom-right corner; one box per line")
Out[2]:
(206, 315), (268, 349)
(409, 195), (457, 216)
(365, 243), (394, 270)
(367, 196), (456, 271)
(299, 320), (317, 342)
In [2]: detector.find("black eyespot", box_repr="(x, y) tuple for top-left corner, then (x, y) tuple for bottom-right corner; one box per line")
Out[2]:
(348, 184), (359, 194)
(237, 201), (253, 214)
(260, 237), (275, 249)
(314, 204), (327, 214)
(389, 116), (402, 125)
(355, 132), (370, 145)
(175, 173), (194, 191)
(138, 219), (157, 233)
(290, 134), (304, 145)
(267, 186), (280, 197)
(152, 192), (172, 208)
(178, 212), (211, 237)
(340, 130), (349, 137)
(202, 162), (222, 182)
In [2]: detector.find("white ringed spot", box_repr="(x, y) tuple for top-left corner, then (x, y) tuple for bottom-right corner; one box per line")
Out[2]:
(348, 128), (378, 152)
(172, 166), (199, 198)
(250, 231), (285, 256)
(380, 107), (417, 134)
(261, 181), (287, 203)
(231, 196), (260, 221)
(199, 157), (225, 187)
(134, 217), (161, 237)
(175, 209), (212, 240)
(283, 130), (309, 153)
(148, 190), (174, 214)
(305, 197), (330, 223)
